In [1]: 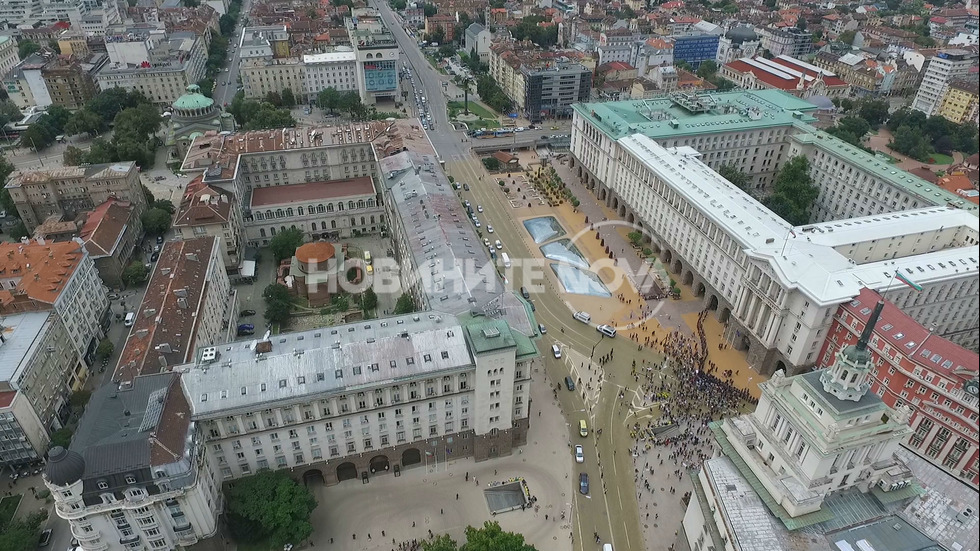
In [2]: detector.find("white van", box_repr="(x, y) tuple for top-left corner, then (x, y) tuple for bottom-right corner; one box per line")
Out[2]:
(501, 252), (511, 268)
(552, 344), (562, 358)
(596, 324), (617, 338)
(573, 311), (591, 323)
(603, 545), (613, 551)
(124, 312), (135, 326)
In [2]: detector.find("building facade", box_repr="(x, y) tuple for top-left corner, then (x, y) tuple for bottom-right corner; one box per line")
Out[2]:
(246, 176), (383, 245)
(673, 32), (719, 69)
(79, 199), (142, 290)
(760, 26), (813, 58)
(346, 9), (400, 105)
(179, 310), (535, 484)
(818, 288), (979, 487)
(95, 31), (208, 106)
(301, 51), (358, 103)
(171, 178), (244, 271)
(720, 54), (851, 99)
(6, 161), (145, 232)
(911, 49), (977, 117)
(239, 57), (305, 101)
(43, 374), (222, 551)
(937, 76), (980, 125)
(0, 312), (77, 467)
(520, 62), (592, 123)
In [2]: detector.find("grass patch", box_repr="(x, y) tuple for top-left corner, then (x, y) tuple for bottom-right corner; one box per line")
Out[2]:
(927, 153), (954, 165)
(0, 495), (23, 531)
(448, 101), (497, 120)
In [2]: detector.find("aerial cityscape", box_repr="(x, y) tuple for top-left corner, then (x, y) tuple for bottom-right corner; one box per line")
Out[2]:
(0, 0), (977, 550)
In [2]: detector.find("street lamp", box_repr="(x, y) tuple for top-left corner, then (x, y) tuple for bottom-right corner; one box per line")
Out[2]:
(29, 138), (43, 167)
(588, 334), (604, 372)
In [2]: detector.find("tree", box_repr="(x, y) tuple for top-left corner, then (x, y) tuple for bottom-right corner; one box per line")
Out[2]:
(96, 339), (114, 359)
(0, 155), (16, 214)
(362, 287), (378, 311)
(763, 156), (818, 226)
(391, 0), (407, 9)
(838, 29), (857, 45)
(122, 261), (149, 287)
(86, 87), (151, 124)
(420, 534), (459, 551)
(717, 164), (752, 191)
(318, 87), (342, 113)
(226, 471), (316, 546)
(0, 513), (44, 550)
(7, 221), (28, 241)
(461, 522), (537, 551)
(825, 115), (871, 147)
(265, 91), (283, 107)
(695, 59), (718, 79)
(269, 227), (305, 261)
(243, 104), (296, 130)
(17, 40), (40, 60)
(627, 231), (643, 246)
(69, 390), (92, 409)
(393, 293), (415, 314)
(423, 4), (437, 16)
(64, 108), (104, 136)
(48, 428), (73, 450)
(438, 43), (456, 59)
(482, 157), (501, 171)
(142, 184), (156, 205)
(63, 144), (86, 166)
(151, 199), (176, 214)
(0, 100), (21, 129)
(141, 208), (173, 236)
(262, 284), (294, 325)
(220, 13), (236, 35)
(858, 99), (890, 126)
(281, 88), (296, 108)
(795, 16), (807, 30)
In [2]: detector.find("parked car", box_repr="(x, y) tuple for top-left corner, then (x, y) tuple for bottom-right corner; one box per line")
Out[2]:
(240, 309), (256, 317)
(39, 529), (52, 547)
(538, 323), (547, 334)
(564, 376), (575, 391)
(238, 324), (254, 332)
(107, 293), (120, 300)
(156, 235), (164, 244)
(150, 252), (159, 262)
(579, 473), (589, 495)
(463, 184), (470, 191)
(575, 445), (584, 463)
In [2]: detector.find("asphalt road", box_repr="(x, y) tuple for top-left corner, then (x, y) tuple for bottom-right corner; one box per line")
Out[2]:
(368, 4), (642, 549)
(214, 0), (253, 108)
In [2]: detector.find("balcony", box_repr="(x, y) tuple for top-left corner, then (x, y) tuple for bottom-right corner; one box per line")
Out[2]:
(70, 525), (101, 542)
(80, 540), (109, 551)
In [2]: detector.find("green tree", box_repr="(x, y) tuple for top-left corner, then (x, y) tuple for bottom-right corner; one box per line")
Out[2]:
(49, 427), (75, 449)
(64, 108), (104, 136)
(627, 231), (643, 246)
(141, 208), (173, 235)
(482, 157), (501, 171)
(265, 91), (283, 107)
(142, 184), (156, 205)
(461, 521), (537, 551)
(391, 0), (407, 9)
(361, 287), (378, 311)
(838, 29), (857, 45)
(0, 100), (21, 129)
(795, 16), (807, 30)
(0, 513), (43, 550)
(423, 4), (437, 16)
(69, 390), (91, 409)
(244, 104), (296, 130)
(85, 87), (150, 124)
(227, 471), (316, 547)
(17, 40), (40, 60)
(7, 221), (28, 240)
(695, 59), (718, 79)
(826, 115), (871, 147)
(763, 156), (818, 226)
(122, 261), (149, 287)
(420, 534), (459, 551)
(262, 283), (293, 325)
(393, 293), (415, 314)
(219, 14), (236, 35)
(318, 87), (342, 113)
(151, 199), (176, 214)
(858, 99), (890, 126)
(717, 164), (752, 191)
(269, 227), (305, 262)
(281, 88), (296, 108)
(96, 339), (114, 359)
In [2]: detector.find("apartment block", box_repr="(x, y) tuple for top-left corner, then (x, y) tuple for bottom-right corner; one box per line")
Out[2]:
(114, 236), (234, 388)
(346, 8), (400, 105)
(760, 26), (813, 58)
(172, 177), (244, 270)
(937, 76), (980, 125)
(78, 198), (142, 290)
(6, 161), (145, 232)
(95, 29), (208, 106)
(812, 51), (920, 97)
(912, 49), (977, 117)
(520, 62), (591, 123)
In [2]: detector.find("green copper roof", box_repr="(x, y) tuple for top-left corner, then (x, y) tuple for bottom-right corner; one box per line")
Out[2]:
(173, 84), (214, 111)
(461, 316), (538, 359)
(572, 90), (820, 141)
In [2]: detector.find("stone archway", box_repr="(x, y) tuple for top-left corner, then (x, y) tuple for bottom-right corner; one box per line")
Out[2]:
(618, 204), (626, 217)
(694, 281), (706, 297)
(671, 259), (682, 274)
(401, 448), (421, 467)
(662, 250), (672, 265)
(707, 295), (719, 311)
(682, 270), (694, 285)
(775, 360), (788, 374)
(303, 469), (325, 486)
(612, 197), (620, 210)
(627, 212), (635, 224)
(598, 188), (607, 201)
(719, 307), (732, 323)
(336, 462), (357, 482)
(735, 335), (751, 352)
(369, 455), (390, 474)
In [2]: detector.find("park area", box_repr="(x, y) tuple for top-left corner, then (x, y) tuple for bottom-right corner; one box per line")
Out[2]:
(448, 101), (500, 129)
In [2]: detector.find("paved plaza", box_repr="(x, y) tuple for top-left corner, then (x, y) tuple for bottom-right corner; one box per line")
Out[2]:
(307, 359), (575, 551)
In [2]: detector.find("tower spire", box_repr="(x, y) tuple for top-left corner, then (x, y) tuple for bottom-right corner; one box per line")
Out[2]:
(856, 301), (884, 352)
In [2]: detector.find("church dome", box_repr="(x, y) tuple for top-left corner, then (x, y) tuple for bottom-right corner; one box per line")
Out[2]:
(173, 84), (215, 112)
(45, 446), (85, 486)
(726, 26), (759, 44)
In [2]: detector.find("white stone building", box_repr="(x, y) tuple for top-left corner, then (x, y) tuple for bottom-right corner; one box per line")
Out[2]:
(911, 49), (977, 117)
(302, 50), (358, 103)
(96, 30), (208, 106)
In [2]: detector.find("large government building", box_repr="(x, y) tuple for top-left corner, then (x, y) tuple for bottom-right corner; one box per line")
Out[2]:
(570, 90), (979, 375)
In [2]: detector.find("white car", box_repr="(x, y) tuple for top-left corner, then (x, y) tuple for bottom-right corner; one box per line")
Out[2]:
(474, 219), (481, 228)
(515, 126), (525, 132)
(484, 238), (491, 247)
(477, 205), (483, 212)
(487, 225), (494, 233)
(495, 240), (503, 250)
(575, 445), (584, 463)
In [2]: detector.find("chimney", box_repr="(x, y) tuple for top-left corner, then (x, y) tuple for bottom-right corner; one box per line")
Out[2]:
(177, 297), (188, 309)
(185, 253), (198, 262)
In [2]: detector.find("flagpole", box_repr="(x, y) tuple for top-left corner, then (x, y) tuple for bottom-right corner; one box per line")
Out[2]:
(780, 227), (794, 257)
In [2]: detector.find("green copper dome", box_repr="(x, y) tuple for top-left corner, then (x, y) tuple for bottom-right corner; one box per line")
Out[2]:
(173, 84), (215, 111)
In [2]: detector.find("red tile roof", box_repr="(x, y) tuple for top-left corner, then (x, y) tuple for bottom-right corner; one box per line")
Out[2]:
(0, 241), (85, 308)
(150, 375), (192, 467)
(114, 237), (218, 386)
(839, 288), (977, 382)
(172, 175), (234, 227)
(80, 199), (134, 258)
(725, 56), (848, 90)
(250, 176), (375, 208)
